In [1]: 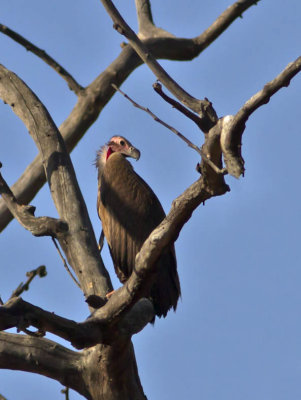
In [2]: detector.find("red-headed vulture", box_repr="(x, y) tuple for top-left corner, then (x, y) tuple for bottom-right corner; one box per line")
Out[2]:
(96, 136), (181, 318)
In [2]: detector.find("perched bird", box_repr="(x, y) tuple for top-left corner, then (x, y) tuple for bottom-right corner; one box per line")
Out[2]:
(96, 136), (181, 318)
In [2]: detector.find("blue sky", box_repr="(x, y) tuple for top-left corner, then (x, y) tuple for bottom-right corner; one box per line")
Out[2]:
(1, 1), (301, 399)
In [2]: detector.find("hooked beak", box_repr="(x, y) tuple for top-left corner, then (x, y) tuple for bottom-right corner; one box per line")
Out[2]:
(129, 146), (140, 161)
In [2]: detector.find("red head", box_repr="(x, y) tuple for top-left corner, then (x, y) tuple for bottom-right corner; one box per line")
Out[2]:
(105, 136), (140, 161)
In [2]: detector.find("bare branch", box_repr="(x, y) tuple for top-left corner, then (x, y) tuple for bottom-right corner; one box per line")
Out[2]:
(9, 265), (47, 300)
(0, 165), (68, 237)
(0, 332), (88, 397)
(194, 0), (261, 52)
(0, 297), (102, 349)
(135, 0), (174, 39)
(0, 24), (83, 94)
(153, 81), (204, 129)
(112, 83), (203, 156)
(135, 0), (154, 28)
(0, 64), (112, 300)
(221, 56), (301, 177)
(101, 0), (218, 130)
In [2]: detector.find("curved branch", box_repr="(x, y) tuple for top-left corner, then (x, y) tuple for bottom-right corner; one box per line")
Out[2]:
(220, 56), (301, 177)
(0, 332), (88, 397)
(0, 64), (112, 299)
(194, 0), (261, 51)
(0, 24), (83, 94)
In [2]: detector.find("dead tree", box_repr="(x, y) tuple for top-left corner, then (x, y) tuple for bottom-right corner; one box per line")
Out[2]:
(0, 1), (300, 399)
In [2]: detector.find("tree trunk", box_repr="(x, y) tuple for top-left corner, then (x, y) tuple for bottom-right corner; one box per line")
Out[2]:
(83, 341), (147, 400)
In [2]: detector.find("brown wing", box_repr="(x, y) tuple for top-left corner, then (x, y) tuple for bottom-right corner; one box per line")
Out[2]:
(97, 153), (180, 317)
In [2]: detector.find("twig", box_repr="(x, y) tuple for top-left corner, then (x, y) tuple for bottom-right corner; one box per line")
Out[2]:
(0, 24), (83, 95)
(61, 387), (70, 400)
(9, 265), (47, 300)
(52, 238), (81, 289)
(112, 83), (202, 156)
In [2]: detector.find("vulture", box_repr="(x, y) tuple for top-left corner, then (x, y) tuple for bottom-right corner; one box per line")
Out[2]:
(96, 136), (181, 318)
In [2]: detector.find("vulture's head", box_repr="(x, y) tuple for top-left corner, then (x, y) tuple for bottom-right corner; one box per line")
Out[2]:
(96, 136), (140, 169)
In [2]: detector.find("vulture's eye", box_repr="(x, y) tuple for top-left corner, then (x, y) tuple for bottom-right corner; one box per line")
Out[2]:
(120, 140), (125, 146)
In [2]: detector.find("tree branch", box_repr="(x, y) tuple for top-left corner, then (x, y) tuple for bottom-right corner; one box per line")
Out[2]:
(0, 64), (112, 300)
(194, 0), (261, 51)
(0, 332), (88, 397)
(135, 0), (174, 39)
(220, 56), (301, 177)
(0, 294), (154, 348)
(0, 1), (259, 231)
(101, 0), (218, 130)
(9, 265), (47, 300)
(153, 81), (204, 129)
(0, 24), (83, 95)
(0, 165), (68, 237)
(0, 297), (103, 348)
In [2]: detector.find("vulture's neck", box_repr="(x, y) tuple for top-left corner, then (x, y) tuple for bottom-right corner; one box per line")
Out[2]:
(96, 145), (109, 172)
(96, 146), (132, 174)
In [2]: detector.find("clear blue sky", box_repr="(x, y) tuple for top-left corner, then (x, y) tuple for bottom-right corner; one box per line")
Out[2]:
(1, 1), (301, 399)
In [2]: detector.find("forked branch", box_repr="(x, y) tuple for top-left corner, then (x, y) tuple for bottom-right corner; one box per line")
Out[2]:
(101, 0), (218, 131)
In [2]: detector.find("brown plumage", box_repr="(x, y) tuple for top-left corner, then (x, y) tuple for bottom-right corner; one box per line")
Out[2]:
(96, 136), (181, 318)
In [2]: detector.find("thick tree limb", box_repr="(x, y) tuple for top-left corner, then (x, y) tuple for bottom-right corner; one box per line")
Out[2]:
(0, 295), (154, 348)
(0, 1), (259, 231)
(220, 56), (301, 177)
(101, 0), (218, 130)
(0, 64), (112, 300)
(0, 24), (83, 94)
(0, 297), (103, 348)
(0, 166), (68, 237)
(0, 332), (88, 397)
